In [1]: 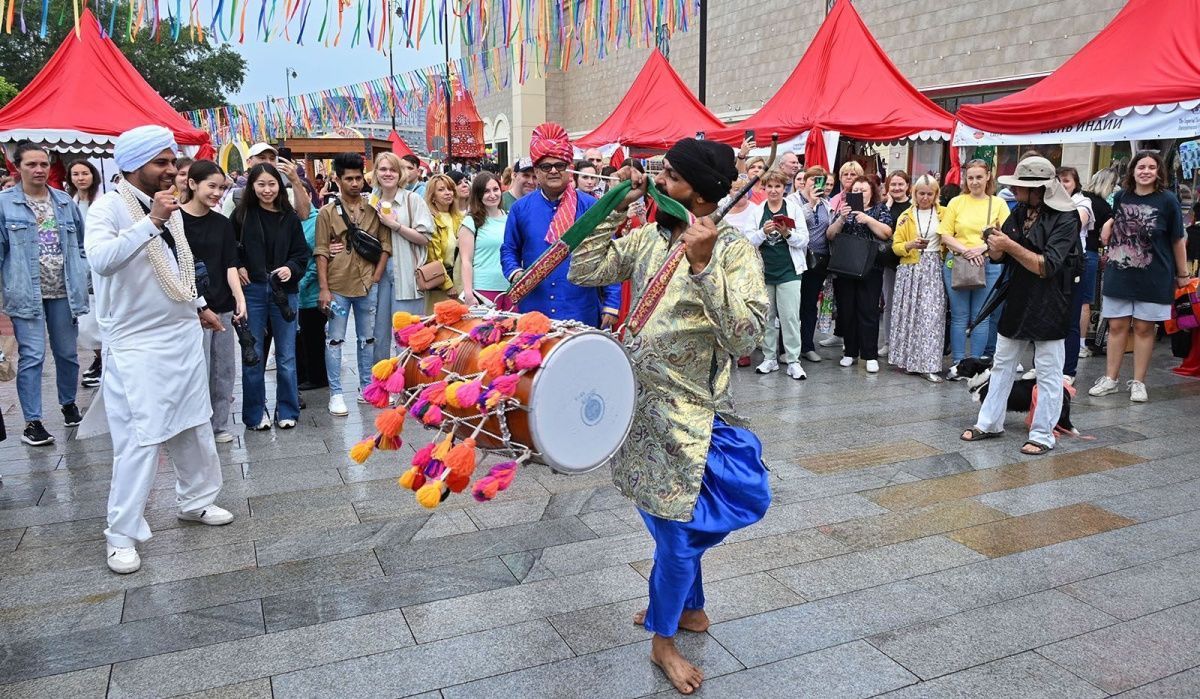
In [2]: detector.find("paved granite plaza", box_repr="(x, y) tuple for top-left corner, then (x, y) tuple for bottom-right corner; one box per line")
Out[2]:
(1, 341), (1199, 698)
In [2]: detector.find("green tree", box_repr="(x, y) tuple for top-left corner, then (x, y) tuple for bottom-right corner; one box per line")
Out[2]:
(0, 4), (246, 111)
(0, 76), (17, 108)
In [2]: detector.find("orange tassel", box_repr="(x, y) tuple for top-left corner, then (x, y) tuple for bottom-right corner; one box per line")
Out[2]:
(516, 311), (551, 335)
(445, 438), (477, 476)
(349, 437), (375, 464)
(433, 300), (469, 325)
(408, 326), (437, 352)
(397, 467), (420, 490)
(374, 406), (407, 438)
(445, 470), (471, 493)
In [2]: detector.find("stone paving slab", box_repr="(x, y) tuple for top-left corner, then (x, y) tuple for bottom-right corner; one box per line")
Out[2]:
(1059, 549), (1200, 620)
(875, 651), (1107, 698)
(0, 666), (112, 699)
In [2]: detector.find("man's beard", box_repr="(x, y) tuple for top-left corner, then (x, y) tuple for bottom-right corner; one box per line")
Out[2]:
(653, 192), (695, 231)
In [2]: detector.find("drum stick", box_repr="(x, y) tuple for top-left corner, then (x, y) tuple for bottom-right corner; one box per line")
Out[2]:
(713, 133), (780, 224)
(565, 169), (621, 181)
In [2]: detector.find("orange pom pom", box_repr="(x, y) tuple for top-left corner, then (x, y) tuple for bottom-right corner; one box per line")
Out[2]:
(375, 406), (407, 438)
(408, 326), (437, 352)
(516, 311), (552, 335)
(445, 470), (471, 493)
(416, 481), (445, 509)
(349, 438), (375, 464)
(445, 438), (477, 476)
(433, 300), (469, 326)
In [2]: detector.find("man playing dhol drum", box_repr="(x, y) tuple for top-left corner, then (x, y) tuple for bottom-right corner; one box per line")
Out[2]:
(568, 138), (770, 694)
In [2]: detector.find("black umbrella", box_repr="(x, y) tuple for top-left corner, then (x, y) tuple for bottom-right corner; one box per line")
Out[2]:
(966, 266), (1011, 337)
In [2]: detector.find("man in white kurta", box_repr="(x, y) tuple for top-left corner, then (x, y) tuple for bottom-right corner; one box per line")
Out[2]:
(84, 126), (233, 574)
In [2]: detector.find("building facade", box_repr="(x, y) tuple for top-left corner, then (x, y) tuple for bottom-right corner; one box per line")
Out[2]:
(475, 0), (1126, 177)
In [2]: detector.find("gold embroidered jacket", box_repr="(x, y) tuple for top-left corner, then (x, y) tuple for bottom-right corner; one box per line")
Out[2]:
(568, 211), (768, 521)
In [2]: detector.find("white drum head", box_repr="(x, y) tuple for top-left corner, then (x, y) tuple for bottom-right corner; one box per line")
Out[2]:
(527, 331), (636, 475)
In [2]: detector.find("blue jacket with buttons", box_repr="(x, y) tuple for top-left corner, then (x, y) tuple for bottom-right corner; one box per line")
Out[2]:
(500, 188), (620, 327)
(0, 186), (90, 319)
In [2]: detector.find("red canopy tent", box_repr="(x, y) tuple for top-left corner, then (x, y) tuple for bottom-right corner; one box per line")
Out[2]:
(708, 0), (954, 171)
(426, 79), (485, 160)
(388, 130), (430, 170)
(954, 0), (1200, 146)
(575, 50), (726, 152)
(0, 9), (212, 158)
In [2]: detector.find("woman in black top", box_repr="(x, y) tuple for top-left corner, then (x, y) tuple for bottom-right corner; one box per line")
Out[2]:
(181, 160), (246, 444)
(827, 176), (894, 373)
(233, 163), (310, 431)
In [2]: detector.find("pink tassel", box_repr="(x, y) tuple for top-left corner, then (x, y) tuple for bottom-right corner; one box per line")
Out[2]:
(513, 349), (543, 371)
(418, 354), (444, 377)
(395, 323), (423, 347)
(422, 404), (444, 425)
(490, 374), (521, 397)
(455, 380), (483, 407)
(472, 461), (518, 502)
(362, 380), (390, 407)
(411, 442), (435, 469)
(420, 381), (449, 404)
(384, 369), (407, 394)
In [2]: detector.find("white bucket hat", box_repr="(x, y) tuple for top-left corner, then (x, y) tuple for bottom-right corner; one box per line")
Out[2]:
(996, 156), (1075, 212)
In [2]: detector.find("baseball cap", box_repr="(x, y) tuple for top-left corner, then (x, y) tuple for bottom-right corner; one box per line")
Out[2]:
(247, 143), (278, 159)
(515, 157), (534, 173)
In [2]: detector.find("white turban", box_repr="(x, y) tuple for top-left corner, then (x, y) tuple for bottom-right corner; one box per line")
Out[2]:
(113, 125), (178, 173)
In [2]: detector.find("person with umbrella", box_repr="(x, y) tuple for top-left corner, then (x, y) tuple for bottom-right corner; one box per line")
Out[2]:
(959, 156), (1082, 456)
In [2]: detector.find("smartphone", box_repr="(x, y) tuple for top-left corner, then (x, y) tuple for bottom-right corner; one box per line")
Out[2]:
(695, 131), (706, 140)
(848, 192), (865, 212)
(772, 214), (796, 230)
(277, 146), (294, 160)
(744, 129), (755, 142)
(813, 175), (827, 190)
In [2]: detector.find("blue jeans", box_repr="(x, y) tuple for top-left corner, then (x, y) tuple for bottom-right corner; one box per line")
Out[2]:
(1063, 251), (1100, 377)
(11, 297), (78, 421)
(372, 260), (426, 364)
(326, 288), (378, 395)
(943, 262), (1002, 361)
(242, 283), (300, 425)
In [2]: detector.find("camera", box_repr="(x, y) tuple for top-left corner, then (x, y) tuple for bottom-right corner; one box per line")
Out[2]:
(233, 318), (259, 367)
(270, 274), (296, 322)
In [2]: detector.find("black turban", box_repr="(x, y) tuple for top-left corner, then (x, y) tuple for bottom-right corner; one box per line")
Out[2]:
(664, 138), (738, 204)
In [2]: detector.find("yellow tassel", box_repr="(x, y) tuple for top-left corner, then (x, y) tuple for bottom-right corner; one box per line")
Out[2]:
(349, 438), (375, 464)
(444, 381), (464, 408)
(393, 311), (421, 330)
(416, 481), (445, 509)
(372, 357), (398, 380)
(432, 434), (454, 462)
(397, 468), (417, 490)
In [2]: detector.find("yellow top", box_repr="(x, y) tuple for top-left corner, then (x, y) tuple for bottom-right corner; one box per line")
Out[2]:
(892, 204), (946, 265)
(569, 212), (768, 522)
(427, 210), (464, 291)
(938, 194), (1011, 250)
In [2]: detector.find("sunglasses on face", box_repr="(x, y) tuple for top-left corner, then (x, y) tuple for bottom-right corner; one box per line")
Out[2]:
(537, 162), (569, 173)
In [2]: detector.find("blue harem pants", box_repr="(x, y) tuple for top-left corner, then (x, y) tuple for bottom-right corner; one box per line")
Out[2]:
(639, 417), (771, 637)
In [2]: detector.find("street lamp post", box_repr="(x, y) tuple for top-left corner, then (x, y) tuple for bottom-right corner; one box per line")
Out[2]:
(284, 67), (298, 137)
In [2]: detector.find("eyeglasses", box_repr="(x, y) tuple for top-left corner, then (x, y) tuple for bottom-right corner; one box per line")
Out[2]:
(537, 162), (569, 173)
(588, 158), (603, 164)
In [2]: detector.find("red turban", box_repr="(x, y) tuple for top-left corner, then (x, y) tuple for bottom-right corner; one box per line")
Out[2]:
(529, 122), (573, 164)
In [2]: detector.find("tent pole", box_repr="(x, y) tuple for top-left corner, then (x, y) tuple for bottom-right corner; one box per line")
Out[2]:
(697, 0), (707, 105)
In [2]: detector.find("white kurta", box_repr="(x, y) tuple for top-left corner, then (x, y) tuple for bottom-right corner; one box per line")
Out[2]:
(84, 190), (212, 447)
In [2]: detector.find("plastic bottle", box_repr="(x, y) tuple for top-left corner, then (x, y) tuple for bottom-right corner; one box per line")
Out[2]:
(330, 300), (349, 317)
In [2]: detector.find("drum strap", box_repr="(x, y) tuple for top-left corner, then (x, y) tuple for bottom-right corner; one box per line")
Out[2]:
(497, 181), (691, 312)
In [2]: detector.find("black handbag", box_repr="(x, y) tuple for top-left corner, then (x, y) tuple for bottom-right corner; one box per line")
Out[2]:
(334, 198), (383, 265)
(828, 232), (882, 279)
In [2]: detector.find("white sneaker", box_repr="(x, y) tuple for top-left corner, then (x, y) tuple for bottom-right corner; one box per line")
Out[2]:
(1128, 380), (1148, 403)
(1078, 346), (1092, 358)
(356, 391), (369, 404)
(106, 544), (141, 574)
(178, 505), (235, 526)
(277, 419), (296, 429)
(1064, 375), (1076, 387)
(865, 360), (880, 374)
(248, 416), (271, 431)
(803, 351), (822, 362)
(786, 362), (807, 380)
(328, 394), (349, 416)
(819, 335), (843, 348)
(1089, 376), (1120, 397)
(839, 356), (855, 368)
(878, 344), (889, 357)
(214, 430), (234, 443)
(1022, 368), (1037, 381)
(755, 359), (779, 374)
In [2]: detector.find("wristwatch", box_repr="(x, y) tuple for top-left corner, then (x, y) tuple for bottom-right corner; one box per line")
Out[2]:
(197, 305), (209, 315)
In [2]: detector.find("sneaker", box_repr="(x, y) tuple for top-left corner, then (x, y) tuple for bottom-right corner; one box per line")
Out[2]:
(755, 359), (779, 374)
(839, 356), (855, 368)
(865, 360), (880, 374)
(277, 419), (296, 429)
(1089, 375), (1120, 397)
(356, 391), (369, 404)
(1064, 375), (1076, 387)
(177, 505), (235, 526)
(819, 335), (843, 348)
(786, 362), (807, 380)
(21, 421), (54, 446)
(248, 416), (271, 431)
(878, 344), (889, 357)
(1022, 368), (1037, 381)
(80, 375), (101, 388)
(803, 350), (822, 362)
(106, 544), (141, 574)
(82, 357), (102, 387)
(214, 430), (234, 444)
(1128, 380), (1148, 403)
(328, 394), (349, 416)
(61, 403), (83, 427)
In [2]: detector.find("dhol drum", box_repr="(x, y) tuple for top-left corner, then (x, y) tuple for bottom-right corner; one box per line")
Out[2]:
(398, 311), (637, 474)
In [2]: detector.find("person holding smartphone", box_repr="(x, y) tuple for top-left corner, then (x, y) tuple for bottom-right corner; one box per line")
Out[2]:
(222, 143), (312, 221)
(747, 169), (809, 379)
(827, 176), (894, 373)
(787, 167), (833, 362)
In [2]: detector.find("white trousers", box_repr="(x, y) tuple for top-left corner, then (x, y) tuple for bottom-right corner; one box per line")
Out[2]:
(974, 333), (1066, 449)
(104, 368), (224, 548)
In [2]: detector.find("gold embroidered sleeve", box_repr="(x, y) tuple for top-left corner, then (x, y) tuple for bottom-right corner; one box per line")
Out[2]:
(689, 236), (769, 358)
(567, 212), (642, 287)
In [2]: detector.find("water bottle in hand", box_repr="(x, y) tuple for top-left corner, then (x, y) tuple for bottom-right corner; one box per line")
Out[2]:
(330, 300), (349, 318)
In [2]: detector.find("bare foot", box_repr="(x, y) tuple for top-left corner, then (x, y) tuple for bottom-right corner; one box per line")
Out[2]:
(651, 634), (704, 694)
(633, 608), (711, 633)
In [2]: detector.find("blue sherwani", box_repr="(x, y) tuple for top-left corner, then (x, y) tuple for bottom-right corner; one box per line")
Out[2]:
(500, 188), (621, 327)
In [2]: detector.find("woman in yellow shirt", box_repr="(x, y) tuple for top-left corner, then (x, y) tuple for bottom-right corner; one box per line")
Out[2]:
(889, 175), (947, 382)
(423, 174), (464, 312)
(938, 159), (1011, 363)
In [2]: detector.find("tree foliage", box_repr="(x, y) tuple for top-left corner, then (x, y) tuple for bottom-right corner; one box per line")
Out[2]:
(0, 77), (17, 108)
(0, 3), (246, 111)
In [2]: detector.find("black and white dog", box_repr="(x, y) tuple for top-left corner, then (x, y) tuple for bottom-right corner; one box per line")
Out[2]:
(948, 357), (1077, 435)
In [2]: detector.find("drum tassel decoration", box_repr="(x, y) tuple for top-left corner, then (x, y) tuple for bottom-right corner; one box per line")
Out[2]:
(349, 300), (636, 509)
